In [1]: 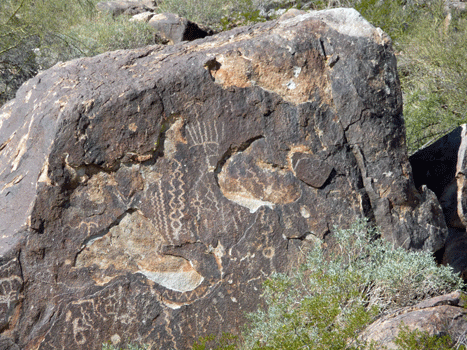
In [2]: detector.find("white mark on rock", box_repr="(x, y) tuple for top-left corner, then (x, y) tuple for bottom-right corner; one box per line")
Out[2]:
(222, 193), (275, 213)
(286, 80), (296, 90)
(110, 334), (121, 346)
(138, 262), (204, 293)
(293, 66), (302, 77)
(300, 206), (311, 218)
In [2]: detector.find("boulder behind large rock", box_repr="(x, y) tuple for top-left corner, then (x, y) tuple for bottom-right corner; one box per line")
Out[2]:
(410, 125), (467, 278)
(0, 8), (448, 349)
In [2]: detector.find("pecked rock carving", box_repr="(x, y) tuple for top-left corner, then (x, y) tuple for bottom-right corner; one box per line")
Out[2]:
(0, 8), (449, 349)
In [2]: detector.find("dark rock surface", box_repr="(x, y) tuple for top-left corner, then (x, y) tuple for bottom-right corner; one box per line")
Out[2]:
(0, 8), (448, 349)
(410, 125), (467, 278)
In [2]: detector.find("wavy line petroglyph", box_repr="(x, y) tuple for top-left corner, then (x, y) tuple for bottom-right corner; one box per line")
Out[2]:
(151, 179), (172, 244)
(147, 159), (193, 244)
(167, 159), (188, 241)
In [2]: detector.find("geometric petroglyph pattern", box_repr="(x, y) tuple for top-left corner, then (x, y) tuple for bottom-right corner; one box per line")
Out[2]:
(146, 121), (229, 245)
(148, 159), (193, 245)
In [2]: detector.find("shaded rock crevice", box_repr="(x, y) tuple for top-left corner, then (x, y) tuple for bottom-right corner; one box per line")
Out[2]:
(410, 125), (467, 277)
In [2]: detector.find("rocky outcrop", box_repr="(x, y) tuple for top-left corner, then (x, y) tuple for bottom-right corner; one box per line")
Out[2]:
(362, 291), (467, 349)
(0, 8), (448, 349)
(410, 125), (467, 278)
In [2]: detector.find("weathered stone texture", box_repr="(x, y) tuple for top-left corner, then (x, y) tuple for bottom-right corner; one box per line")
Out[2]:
(0, 9), (448, 349)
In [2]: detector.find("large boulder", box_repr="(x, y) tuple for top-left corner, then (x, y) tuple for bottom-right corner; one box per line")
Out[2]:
(0, 8), (448, 349)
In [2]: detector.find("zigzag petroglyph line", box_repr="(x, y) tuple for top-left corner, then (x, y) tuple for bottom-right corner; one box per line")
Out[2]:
(151, 179), (172, 245)
(167, 159), (186, 241)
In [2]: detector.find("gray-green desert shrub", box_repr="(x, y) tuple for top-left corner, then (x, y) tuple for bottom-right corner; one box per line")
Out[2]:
(239, 219), (463, 350)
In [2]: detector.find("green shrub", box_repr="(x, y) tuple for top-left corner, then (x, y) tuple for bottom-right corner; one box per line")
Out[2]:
(237, 219), (463, 350)
(397, 3), (467, 153)
(0, 0), (154, 104)
(394, 325), (456, 350)
(193, 333), (239, 350)
(56, 12), (154, 58)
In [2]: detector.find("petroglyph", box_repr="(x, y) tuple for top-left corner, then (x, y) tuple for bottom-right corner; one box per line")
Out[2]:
(167, 159), (187, 241)
(0, 258), (23, 330)
(219, 139), (301, 212)
(146, 159), (194, 245)
(186, 120), (224, 171)
(40, 283), (161, 350)
(190, 173), (244, 242)
(75, 211), (166, 283)
(138, 255), (204, 292)
(78, 221), (99, 237)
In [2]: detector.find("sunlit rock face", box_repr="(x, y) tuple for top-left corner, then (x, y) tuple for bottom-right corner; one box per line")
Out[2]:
(0, 8), (447, 349)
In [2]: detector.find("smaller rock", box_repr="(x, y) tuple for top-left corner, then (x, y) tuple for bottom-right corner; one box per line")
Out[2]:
(279, 8), (307, 20)
(148, 13), (214, 44)
(130, 11), (155, 23)
(110, 334), (122, 346)
(445, 1), (467, 14)
(96, 0), (155, 17)
(362, 291), (467, 349)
